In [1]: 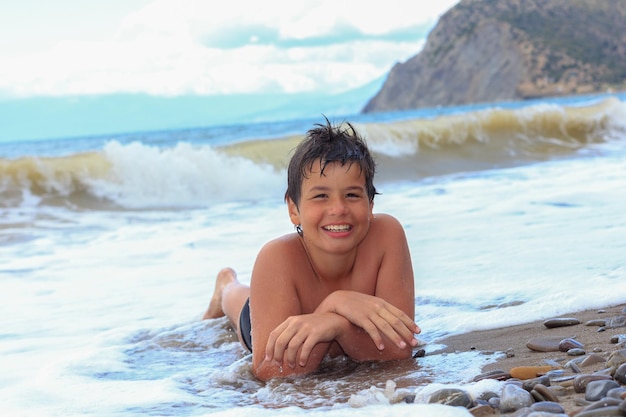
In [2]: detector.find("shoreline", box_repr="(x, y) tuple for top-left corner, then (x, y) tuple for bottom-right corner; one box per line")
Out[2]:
(434, 303), (626, 414)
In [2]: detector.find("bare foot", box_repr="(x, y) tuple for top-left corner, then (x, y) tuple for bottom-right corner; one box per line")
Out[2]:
(202, 267), (237, 319)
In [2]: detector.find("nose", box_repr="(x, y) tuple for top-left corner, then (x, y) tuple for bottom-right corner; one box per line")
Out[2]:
(328, 197), (348, 216)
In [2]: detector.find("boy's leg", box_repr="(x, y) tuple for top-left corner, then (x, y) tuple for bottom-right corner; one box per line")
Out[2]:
(203, 267), (251, 347)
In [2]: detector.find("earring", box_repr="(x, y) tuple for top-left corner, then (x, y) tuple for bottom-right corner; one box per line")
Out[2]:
(296, 224), (303, 237)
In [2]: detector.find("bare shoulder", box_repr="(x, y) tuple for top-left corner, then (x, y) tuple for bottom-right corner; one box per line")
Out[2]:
(252, 233), (305, 281)
(257, 233), (302, 258)
(368, 213), (407, 242)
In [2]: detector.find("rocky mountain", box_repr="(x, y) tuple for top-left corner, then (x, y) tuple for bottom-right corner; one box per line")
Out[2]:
(362, 0), (626, 113)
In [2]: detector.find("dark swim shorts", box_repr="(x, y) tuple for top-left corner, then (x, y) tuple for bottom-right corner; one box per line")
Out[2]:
(239, 298), (252, 352)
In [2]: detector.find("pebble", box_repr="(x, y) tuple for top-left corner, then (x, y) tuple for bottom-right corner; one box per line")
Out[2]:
(575, 406), (623, 416)
(412, 348), (425, 358)
(428, 388), (472, 408)
(610, 334), (626, 344)
(607, 349), (626, 372)
(613, 363), (626, 384)
(567, 360), (582, 373)
(543, 317), (581, 328)
(580, 353), (607, 367)
(531, 384), (559, 402)
(510, 366), (555, 380)
(585, 380), (620, 401)
(473, 369), (510, 381)
(585, 319), (607, 327)
(526, 336), (563, 352)
(567, 348), (586, 356)
(573, 374), (613, 393)
(499, 383), (534, 413)
(522, 375), (550, 391)
(468, 404), (497, 417)
(530, 401), (565, 413)
(607, 387), (626, 400)
(583, 397), (623, 409)
(605, 316), (626, 329)
(559, 338), (584, 351)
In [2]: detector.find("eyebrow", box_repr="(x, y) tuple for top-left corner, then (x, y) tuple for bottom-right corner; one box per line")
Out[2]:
(307, 185), (365, 193)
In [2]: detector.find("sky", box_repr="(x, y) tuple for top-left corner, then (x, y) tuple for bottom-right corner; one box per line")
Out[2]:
(0, 0), (459, 98)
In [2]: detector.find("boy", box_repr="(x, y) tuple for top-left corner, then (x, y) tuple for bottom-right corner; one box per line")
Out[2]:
(203, 119), (420, 381)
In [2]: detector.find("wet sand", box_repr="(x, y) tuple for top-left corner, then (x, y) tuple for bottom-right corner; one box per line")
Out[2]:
(436, 304), (626, 414)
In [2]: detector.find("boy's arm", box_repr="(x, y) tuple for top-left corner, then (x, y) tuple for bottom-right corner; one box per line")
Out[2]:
(249, 238), (334, 381)
(316, 214), (420, 361)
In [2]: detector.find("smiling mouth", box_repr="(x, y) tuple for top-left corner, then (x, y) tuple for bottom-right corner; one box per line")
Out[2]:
(323, 224), (352, 232)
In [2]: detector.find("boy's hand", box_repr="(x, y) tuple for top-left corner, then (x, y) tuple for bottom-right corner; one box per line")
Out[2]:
(264, 312), (346, 369)
(320, 290), (420, 351)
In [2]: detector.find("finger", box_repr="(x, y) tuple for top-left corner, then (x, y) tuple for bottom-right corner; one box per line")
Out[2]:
(369, 307), (417, 349)
(373, 315), (407, 349)
(284, 333), (306, 368)
(383, 304), (419, 331)
(265, 322), (291, 364)
(298, 338), (316, 367)
(377, 307), (420, 346)
(360, 321), (385, 350)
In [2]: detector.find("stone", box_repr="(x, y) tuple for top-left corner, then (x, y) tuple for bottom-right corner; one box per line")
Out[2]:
(468, 404), (497, 417)
(543, 317), (581, 328)
(585, 319), (607, 327)
(510, 366), (556, 380)
(585, 380), (620, 401)
(613, 363), (626, 384)
(473, 369), (510, 382)
(428, 388), (473, 408)
(607, 387), (626, 400)
(584, 397), (623, 409)
(575, 406), (622, 416)
(477, 391), (499, 402)
(559, 338), (584, 351)
(412, 348), (425, 358)
(607, 349), (626, 373)
(526, 337), (562, 352)
(499, 383), (534, 413)
(530, 401), (565, 413)
(580, 353), (607, 368)
(606, 316), (626, 329)
(532, 384), (559, 402)
(402, 394), (415, 403)
(567, 348), (586, 356)
(573, 374), (613, 393)
(610, 334), (626, 344)
(522, 375), (551, 391)
(568, 361), (582, 373)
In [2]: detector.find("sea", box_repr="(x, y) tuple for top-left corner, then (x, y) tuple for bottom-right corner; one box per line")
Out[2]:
(2, 92), (626, 417)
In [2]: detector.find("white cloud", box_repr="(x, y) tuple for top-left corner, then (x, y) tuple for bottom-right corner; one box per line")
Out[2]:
(0, 0), (459, 97)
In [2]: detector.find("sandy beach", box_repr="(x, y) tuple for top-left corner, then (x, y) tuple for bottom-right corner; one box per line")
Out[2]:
(436, 304), (626, 415)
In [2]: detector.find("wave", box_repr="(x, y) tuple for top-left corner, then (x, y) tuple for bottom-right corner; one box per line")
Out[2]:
(0, 142), (284, 210)
(1, 97), (624, 210)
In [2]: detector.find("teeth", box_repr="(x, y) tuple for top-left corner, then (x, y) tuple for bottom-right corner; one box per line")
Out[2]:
(324, 225), (351, 232)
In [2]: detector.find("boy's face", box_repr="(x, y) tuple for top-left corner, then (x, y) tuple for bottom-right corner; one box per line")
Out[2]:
(287, 160), (374, 256)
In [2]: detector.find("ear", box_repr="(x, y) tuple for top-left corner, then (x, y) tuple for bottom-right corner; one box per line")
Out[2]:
(287, 197), (301, 226)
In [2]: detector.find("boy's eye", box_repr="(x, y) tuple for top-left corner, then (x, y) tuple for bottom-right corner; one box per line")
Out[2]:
(347, 193), (361, 198)
(313, 193), (327, 199)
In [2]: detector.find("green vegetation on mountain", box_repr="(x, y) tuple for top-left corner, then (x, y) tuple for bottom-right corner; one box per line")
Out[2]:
(363, 0), (626, 113)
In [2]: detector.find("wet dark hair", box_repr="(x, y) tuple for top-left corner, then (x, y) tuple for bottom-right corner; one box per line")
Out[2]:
(285, 117), (378, 208)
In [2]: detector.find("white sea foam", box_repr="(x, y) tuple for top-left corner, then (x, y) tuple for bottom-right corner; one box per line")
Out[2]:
(91, 140), (285, 208)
